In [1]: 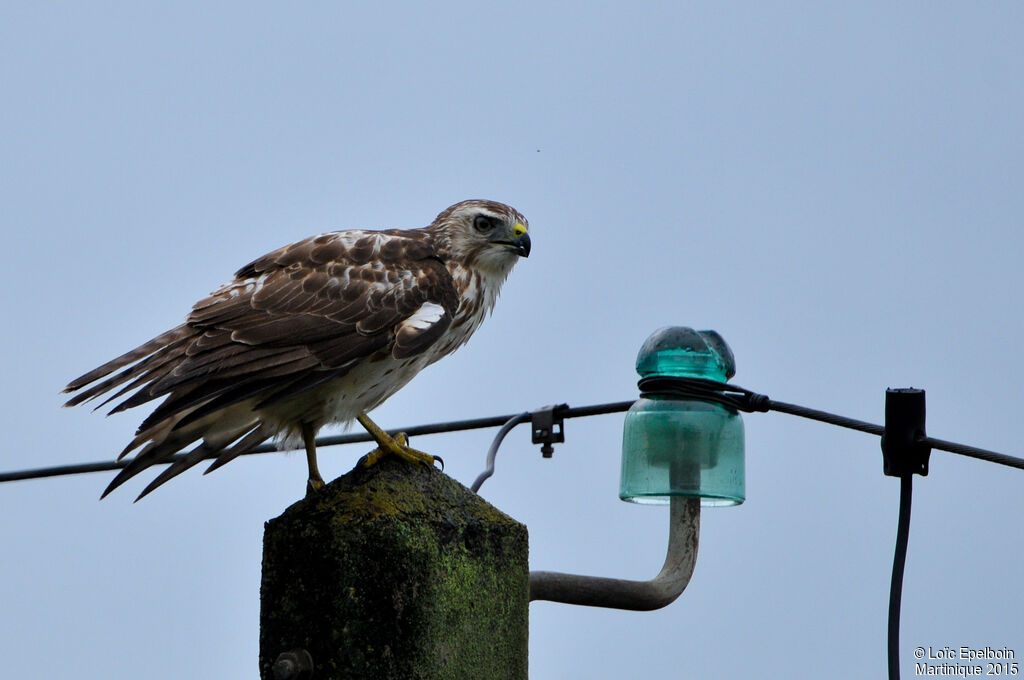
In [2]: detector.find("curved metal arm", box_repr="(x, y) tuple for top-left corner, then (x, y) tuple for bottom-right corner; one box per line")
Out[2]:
(529, 496), (700, 611)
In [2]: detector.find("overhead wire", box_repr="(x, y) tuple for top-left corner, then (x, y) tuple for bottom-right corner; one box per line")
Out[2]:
(0, 402), (633, 484)
(2, 386), (1023, 482)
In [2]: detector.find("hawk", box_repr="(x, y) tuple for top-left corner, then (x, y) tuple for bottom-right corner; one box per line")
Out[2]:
(64, 200), (531, 500)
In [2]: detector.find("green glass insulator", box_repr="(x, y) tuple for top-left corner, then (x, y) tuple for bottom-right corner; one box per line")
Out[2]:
(620, 327), (745, 507)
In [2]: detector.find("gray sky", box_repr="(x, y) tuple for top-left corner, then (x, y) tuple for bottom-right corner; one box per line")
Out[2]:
(3, 2), (1022, 678)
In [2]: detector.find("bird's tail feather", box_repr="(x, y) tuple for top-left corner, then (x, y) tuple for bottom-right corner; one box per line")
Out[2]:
(133, 442), (218, 502)
(203, 425), (271, 475)
(93, 359), (182, 412)
(104, 418), (265, 500)
(101, 427), (205, 499)
(133, 422), (268, 501)
(64, 339), (190, 409)
(63, 326), (191, 401)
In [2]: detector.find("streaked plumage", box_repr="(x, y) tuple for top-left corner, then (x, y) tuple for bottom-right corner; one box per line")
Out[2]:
(64, 200), (531, 499)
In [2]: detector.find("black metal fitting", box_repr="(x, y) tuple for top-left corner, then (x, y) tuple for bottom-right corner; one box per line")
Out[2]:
(272, 649), (314, 680)
(532, 404), (567, 458)
(881, 388), (931, 477)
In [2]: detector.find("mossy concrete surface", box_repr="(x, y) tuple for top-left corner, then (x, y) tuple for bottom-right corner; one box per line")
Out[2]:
(259, 457), (529, 680)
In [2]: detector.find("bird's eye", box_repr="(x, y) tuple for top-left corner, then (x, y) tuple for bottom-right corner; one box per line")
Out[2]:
(473, 215), (496, 233)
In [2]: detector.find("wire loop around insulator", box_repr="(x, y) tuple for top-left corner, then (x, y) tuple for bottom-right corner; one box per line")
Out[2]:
(638, 376), (771, 412)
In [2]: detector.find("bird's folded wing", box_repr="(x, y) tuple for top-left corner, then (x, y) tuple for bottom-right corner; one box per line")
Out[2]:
(66, 230), (460, 432)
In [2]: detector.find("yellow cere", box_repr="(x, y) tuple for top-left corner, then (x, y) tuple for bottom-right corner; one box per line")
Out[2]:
(513, 223), (528, 236)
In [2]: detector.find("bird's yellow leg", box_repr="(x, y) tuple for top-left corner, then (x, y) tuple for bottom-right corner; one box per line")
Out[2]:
(357, 413), (442, 469)
(302, 421), (326, 494)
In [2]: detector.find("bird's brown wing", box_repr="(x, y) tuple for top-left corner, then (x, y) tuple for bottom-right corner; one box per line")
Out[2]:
(65, 229), (460, 439)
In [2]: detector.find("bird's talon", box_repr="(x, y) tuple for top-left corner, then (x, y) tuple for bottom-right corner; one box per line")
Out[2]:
(432, 455), (444, 471)
(355, 413), (441, 470)
(306, 477), (325, 497)
(360, 447), (386, 468)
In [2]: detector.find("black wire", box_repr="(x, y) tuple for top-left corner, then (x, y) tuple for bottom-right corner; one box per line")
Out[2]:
(640, 376), (1024, 471)
(765, 399), (884, 437)
(0, 401), (635, 484)
(4, 379), (1024, 483)
(917, 435), (1024, 470)
(888, 475), (913, 680)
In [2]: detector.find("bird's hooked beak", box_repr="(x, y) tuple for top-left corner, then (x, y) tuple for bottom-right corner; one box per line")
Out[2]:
(510, 223), (531, 258)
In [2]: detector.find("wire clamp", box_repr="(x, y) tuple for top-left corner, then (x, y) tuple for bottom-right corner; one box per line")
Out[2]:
(881, 388), (932, 477)
(532, 404), (568, 458)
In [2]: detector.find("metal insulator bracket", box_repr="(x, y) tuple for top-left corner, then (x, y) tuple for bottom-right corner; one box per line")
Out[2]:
(531, 404), (568, 458)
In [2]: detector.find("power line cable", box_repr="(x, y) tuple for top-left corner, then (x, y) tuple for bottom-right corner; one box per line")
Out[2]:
(0, 401), (632, 483)
(3, 389), (1023, 482)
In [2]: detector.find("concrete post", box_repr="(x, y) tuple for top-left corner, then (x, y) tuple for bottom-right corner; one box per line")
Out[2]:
(259, 457), (529, 680)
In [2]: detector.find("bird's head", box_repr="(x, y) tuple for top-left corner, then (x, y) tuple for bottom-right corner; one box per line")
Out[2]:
(428, 200), (531, 274)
